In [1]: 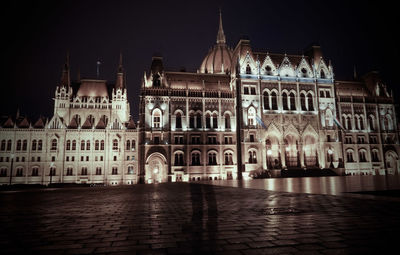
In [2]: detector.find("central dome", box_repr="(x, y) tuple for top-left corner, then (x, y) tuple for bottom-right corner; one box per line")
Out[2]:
(199, 11), (233, 74)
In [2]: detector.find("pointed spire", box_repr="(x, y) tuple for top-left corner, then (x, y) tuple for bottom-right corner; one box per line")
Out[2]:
(115, 52), (124, 89)
(60, 52), (70, 87)
(353, 65), (357, 80)
(216, 9), (226, 44)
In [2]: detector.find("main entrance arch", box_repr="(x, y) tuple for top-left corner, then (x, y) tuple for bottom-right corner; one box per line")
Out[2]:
(145, 152), (168, 183)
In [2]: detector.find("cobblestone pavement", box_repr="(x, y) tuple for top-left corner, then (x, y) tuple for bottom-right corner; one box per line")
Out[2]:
(1, 183), (400, 254)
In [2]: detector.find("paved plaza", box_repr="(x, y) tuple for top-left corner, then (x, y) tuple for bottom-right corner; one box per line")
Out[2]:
(1, 176), (400, 254)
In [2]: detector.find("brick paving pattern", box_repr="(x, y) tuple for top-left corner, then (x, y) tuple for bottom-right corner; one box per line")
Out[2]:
(1, 183), (400, 254)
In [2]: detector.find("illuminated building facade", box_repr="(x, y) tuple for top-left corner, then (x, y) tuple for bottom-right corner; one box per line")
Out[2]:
(0, 13), (399, 185)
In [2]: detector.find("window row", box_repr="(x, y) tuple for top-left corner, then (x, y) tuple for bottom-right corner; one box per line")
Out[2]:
(345, 149), (380, 163)
(262, 91), (314, 111)
(173, 151), (236, 166)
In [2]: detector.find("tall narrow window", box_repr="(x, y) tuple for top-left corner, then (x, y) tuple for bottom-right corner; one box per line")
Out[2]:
(86, 140), (90, 150)
(206, 113), (211, 128)
(112, 139), (118, 151)
(7, 140), (12, 151)
(126, 140), (131, 151)
(51, 139), (57, 151)
(22, 140), (27, 151)
(300, 94), (307, 111)
(32, 140), (37, 151)
(307, 94), (314, 111)
(16, 140), (21, 151)
(289, 92), (296, 110)
(1, 140), (5, 151)
(246, 64), (251, 74)
(176, 112), (182, 129)
(189, 113), (195, 128)
(271, 92), (278, 110)
(282, 92), (288, 110)
(95, 140), (99, 150)
(132, 140), (136, 151)
(72, 140), (76, 150)
(212, 113), (218, 129)
(248, 107), (256, 126)
(196, 113), (202, 128)
(101, 140), (105, 150)
(263, 91), (269, 110)
(191, 152), (200, 165)
(369, 116), (375, 131)
(152, 109), (161, 128)
(225, 114), (231, 129)
(81, 140), (85, 150)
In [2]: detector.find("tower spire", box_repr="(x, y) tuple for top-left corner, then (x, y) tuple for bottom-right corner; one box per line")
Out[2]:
(216, 9), (226, 44)
(115, 52), (124, 89)
(118, 52), (123, 73)
(60, 51), (70, 87)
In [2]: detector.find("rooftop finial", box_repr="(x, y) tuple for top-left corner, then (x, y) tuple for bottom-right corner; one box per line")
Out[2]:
(216, 9), (226, 44)
(61, 51), (70, 87)
(118, 52), (123, 73)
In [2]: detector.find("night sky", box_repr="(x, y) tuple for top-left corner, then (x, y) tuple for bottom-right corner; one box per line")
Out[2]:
(2, 0), (399, 121)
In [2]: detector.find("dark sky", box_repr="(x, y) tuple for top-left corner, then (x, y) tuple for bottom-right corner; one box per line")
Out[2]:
(2, 0), (399, 121)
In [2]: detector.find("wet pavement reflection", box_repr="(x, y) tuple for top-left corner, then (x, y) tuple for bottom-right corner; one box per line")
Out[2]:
(203, 175), (400, 196)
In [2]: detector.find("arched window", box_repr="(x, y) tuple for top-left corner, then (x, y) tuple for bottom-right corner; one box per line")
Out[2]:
(37, 140), (42, 151)
(301, 68), (308, 78)
(191, 152), (201, 165)
(81, 140), (85, 150)
(359, 149), (367, 162)
(359, 116), (364, 130)
(66, 140), (70, 151)
(72, 140), (76, 150)
(224, 152), (233, 165)
(248, 150), (257, 164)
(248, 107), (256, 126)
(174, 151), (184, 166)
(205, 113), (211, 128)
(246, 64), (251, 74)
(307, 93), (314, 111)
(16, 140), (22, 151)
(325, 109), (333, 127)
(225, 113), (231, 129)
(208, 151), (217, 165)
(100, 140), (105, 150)
(371, 149), (380, 162)
(126, 140), (131, 151)
(175, 112), (182, 129)
(189, 113), (195, 128)
(347, 116), (352, 130)
(282, 92), (288, 110)
(263, 91), (270, 110)
(152, 109), (162, 128)
(51, 139), (57, 151)
(369, 115), (375, 131)
(212, 113), (218, 128)
(300, 93), (307, 111)
(131, 140), (136, 151)
(22, 140), (27, 151)
(0, 140), (5, 151)
(86, 140), (90, 150)
(346, 150), (354, 162)
(112, 139), (118, 151)
(265, 65), (272, 75)
(271, 91), (278, 110)
(196, 113), (202, 128)
(32, 140), (37, 151)
(153, 73), (161, 87)
(94, 140), (99, 150)
(289, 92), (296, 110)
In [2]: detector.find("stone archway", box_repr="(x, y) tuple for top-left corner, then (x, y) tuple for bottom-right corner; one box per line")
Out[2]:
(145, 152), (168, 183)
(385, 150), (399, 175)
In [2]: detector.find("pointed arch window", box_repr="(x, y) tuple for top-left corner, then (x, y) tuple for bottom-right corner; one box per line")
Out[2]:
(320, 69), (326, 79)
(346, 150), (354, 162)
(37, 140), (42, 151)
(248, 150), (257, 164)
(176, 112), (182, 129)
(263, 91), (270, 110)
(72, 140), (76, 150)
(22, 140), (27, 151)
(95, 140), (99, 150)
(174, 151), (184, 166)
(369, 115), (375, 131)
(208, 151), (217, 165)
(212, 113), (218, 128)
(112, 139), (118, 151)
(16, 140), (21, 151)
(81, 140), (85, 151)
(289, 92), (296, 110)
(100, 140), (105, 150)
(126, 140), (131, 151)
(225, 113), (231, 129)
(300, 94), (307, 111)
(282, 92), (289, 110)
(265, 65), (272, 75)
(271, 91), (278, 110)
(86, 140), (90, 150)
(307, 93), (314, 111)
(205, 113), (211, 128)
(191, 152), (201, 166)
(196, 113), (202, 128)
(189, 113), (195, 128)
(224, 152), (233, 165)
(359, 149), (367, 162)
(66, 140), (70, 151)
